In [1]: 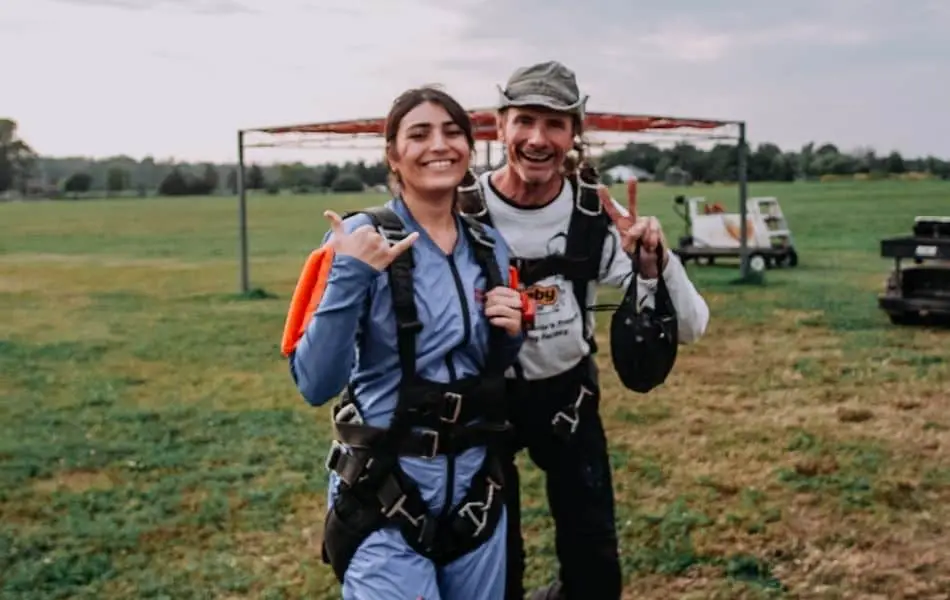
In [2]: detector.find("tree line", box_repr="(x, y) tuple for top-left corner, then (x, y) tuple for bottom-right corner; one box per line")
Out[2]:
(1, 117), (947, 200)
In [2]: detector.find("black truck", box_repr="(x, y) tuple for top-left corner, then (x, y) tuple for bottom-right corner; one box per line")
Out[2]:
(878, 216), (950, 326)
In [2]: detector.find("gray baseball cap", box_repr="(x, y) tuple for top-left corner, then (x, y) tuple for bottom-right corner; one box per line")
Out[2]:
(497, 60), (588, 118)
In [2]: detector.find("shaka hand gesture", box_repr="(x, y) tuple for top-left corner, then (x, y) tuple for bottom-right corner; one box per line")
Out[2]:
(324, 210), (419, 271)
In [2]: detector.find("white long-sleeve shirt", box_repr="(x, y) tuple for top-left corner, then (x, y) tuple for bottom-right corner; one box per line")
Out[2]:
(476, 171), (710, 381)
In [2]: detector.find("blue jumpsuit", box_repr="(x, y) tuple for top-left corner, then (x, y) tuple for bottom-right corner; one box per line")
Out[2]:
(289, 198), (525, 599)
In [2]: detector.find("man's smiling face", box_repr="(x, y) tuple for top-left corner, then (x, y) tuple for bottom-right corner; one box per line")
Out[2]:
(497, 106), (576, 185)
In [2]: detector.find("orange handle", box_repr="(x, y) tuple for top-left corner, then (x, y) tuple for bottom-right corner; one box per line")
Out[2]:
(520, 291), (536, 331)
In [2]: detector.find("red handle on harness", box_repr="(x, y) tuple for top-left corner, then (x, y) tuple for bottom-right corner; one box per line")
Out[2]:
(508, 265), (536, 332)
(520, 291), (536, 331)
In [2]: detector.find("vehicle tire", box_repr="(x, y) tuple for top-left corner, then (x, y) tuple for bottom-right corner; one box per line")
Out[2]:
(786, 248), (799, 267)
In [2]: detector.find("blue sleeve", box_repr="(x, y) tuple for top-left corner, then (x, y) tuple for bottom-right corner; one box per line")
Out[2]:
(488, 225), (526, 368)
(290, 214), (379, 406)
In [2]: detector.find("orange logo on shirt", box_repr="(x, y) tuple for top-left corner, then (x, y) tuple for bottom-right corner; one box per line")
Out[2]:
(524, 285), (559, 306)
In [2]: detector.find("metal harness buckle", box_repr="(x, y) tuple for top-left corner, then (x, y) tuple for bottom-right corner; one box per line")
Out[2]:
(465, 221), (496, 249)
(575, 179), (604, 217)
(457, 475), (503, 537)
(325, 439), (344, 473)
(442, 392), (463, 424)
(419, 429), (440, 459)
(382, 493), (426, 529)
(457, 170), (488, 218)
(334, 402), (363, 425)
(551, 384), (594, 437)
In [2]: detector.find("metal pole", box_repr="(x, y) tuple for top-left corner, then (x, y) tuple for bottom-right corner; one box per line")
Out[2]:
(484, 140), (492, 170)
(237, 129), (249, 294)
(737, 121), (749, 278)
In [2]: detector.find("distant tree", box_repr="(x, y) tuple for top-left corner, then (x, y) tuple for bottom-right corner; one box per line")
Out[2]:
(226, 169), (237, 193)
(885, 151), (906, 174)
(320, 164), (340, 189)
(0, 118), (38, 193)
(797, 142), (816, 179)
(185, 163), (219, 195)
(247, 164), (265, 189)
(64, 172), (93, 198)
(924, 156), (950, 179)
(278, 162), (317, 192)
(362, 161), (389, 186)
(705, 143), (739, 182)
(331, 173), (364, 192)
(748, 143), (782, 181)
(106, 167), (129, 196)
(158, 168), (190, 196)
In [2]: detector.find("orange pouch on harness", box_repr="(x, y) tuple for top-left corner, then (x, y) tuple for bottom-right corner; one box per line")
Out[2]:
(280, 246), (335, 357)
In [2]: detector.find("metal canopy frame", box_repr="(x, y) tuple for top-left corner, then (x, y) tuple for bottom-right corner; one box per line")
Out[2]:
(235, 109), (750, 294)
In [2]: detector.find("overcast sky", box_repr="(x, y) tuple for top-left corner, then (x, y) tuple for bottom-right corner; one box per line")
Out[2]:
(4, 0), (948, 165)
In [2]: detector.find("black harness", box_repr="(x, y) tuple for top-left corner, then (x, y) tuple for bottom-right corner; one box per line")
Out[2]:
(457, 164), (611, 350)
(320, 205), (511, 582)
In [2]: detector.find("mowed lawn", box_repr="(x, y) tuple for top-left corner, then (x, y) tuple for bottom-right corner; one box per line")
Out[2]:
(1, 179), (949, 599)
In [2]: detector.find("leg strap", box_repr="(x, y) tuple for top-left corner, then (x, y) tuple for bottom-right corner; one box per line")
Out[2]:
(322, 444), (508, 580)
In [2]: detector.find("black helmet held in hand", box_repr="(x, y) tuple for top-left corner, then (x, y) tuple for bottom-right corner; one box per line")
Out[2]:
(608, 241), (679, 393)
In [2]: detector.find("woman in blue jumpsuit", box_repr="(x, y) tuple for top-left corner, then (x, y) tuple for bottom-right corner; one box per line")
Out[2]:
(281, 86), (526, 600)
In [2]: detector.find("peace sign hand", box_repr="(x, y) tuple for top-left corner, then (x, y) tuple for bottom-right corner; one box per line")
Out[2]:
(598, 178), (668, 279)
(323, 210), (419, 271)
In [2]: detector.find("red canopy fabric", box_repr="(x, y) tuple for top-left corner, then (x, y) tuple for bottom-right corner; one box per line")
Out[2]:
(249, 110), (732, 140)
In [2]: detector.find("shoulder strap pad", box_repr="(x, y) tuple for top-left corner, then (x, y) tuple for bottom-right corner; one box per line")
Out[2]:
(564, 167), (610, 275)
(459, 213), (495, 249)
(352, 205), (410, 242)
(459, 214), (503, 292)
(573, 163), (605, 217)
(564, 165), (611, 343)
(457, 170), (494, 227)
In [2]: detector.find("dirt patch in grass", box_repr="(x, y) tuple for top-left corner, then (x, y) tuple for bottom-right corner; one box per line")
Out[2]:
(31, 469), (117, 495)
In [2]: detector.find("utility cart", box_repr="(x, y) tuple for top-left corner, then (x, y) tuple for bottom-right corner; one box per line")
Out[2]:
(878, 216), (950, 326)
(671, 195), (799, 273)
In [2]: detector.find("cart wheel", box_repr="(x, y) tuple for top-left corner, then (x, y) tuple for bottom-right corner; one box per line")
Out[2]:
(786, 248), (799, 267)
(749, 254), (767, 273)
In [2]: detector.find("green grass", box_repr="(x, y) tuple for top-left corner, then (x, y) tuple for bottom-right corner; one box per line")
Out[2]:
(1, 179), (949, 599)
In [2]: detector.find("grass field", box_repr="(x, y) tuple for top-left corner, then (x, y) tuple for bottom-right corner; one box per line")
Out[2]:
(2, 179), (949, 599)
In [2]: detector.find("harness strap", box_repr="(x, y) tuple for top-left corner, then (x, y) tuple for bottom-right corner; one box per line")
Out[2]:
(329, 444), (507, 563)
(457, 167), (610, 345)
(566, 165), (611, 348)
(458, 212), (509, 374)
(457, 169), (490, 222)
(333, 420), (510, 460)
(511, 255), (590, 287)
(397, 376), (508, 426)
(361, 205), (423, 382)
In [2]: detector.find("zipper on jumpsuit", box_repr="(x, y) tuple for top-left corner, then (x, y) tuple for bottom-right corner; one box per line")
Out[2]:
(440, 253), (471, 520)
